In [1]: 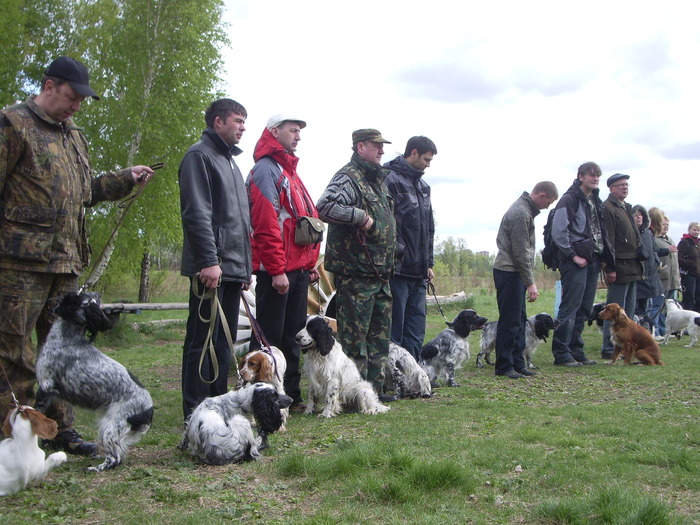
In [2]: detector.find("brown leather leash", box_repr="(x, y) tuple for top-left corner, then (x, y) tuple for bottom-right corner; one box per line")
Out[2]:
(191, 275), (241, 387)
(240, 294), (283, 383)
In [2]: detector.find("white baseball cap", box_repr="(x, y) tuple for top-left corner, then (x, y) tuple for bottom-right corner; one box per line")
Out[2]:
(266, 114), (307, 130)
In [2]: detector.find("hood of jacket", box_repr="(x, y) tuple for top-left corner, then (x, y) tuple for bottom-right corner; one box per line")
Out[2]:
(631, 204), (650, 231)
(252, 128), (299, 174)
(383, 155), (423, 181)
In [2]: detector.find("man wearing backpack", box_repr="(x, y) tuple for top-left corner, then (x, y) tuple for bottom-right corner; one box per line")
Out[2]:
(550, 162), (611, 366)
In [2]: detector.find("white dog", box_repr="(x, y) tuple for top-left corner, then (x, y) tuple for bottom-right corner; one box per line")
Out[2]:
(0, 406), (67, 496)
(663, 299), (700, 347)
(384, 343), (431, 398)
(295, 315), (389, 418)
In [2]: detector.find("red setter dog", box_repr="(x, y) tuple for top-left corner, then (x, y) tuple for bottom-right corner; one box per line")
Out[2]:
(598, 303), (664, 365)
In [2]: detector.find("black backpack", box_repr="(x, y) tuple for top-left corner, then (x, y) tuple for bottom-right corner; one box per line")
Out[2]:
(541, 208), (558, 270)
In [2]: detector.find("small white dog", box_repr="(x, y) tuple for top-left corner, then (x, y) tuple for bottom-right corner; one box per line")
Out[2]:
(384, 343), (431, 398)
(0, 406), (67, 496)
(295, 315), (389, 418)
(663, 299), (700, 347)
(239, 346), (288, 429)
(181, 382), (292, 465)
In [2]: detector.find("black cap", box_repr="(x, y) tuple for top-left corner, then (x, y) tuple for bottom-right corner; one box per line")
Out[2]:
(606, 173), (630, 187)
(45, 56), (100, 100)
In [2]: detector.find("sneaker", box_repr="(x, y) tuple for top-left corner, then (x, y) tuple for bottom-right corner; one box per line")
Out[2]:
(654, 335), (665, 342)
(577, 359), (598, 365)
(553, 360), (583, 367)
(378, 394), (398, 403)
(44, 428), (98, 456)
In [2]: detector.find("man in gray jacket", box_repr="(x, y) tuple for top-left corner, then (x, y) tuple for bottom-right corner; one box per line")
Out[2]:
(178, 99), (252, 420)
(493, 182), (558, 378)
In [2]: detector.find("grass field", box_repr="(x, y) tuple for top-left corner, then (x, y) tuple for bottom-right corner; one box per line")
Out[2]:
(0, 283), (698, 524)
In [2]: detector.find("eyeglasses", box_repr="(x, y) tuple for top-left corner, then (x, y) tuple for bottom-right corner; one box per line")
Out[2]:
(610, 183), (630, 188)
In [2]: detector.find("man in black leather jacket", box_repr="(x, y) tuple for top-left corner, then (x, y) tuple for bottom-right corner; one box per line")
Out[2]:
(384, 136), (437, 361)
(178, 99), (252, 420)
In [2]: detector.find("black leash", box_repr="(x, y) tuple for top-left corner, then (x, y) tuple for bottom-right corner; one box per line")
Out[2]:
(427, 281), (449, 324)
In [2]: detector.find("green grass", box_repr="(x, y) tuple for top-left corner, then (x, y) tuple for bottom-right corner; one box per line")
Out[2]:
(0, 286), (698, 524)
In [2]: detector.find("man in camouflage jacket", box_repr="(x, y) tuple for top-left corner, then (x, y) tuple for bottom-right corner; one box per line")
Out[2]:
(0, 56), (153, 454)
(316, 129), (397, 401)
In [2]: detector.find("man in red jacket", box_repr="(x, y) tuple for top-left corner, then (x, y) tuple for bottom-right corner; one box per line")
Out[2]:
(246, 115), (321, 411)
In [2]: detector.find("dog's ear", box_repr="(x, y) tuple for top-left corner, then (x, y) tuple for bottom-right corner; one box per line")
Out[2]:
(84, 300), (113, 341)
(310, 317), (335, 356)
(255, 353), (272, 381)
(450, 312), (472, 338)
(251, 388), (284, 433)
(24, 407), (59, 439)
(2, 409), (14, 437)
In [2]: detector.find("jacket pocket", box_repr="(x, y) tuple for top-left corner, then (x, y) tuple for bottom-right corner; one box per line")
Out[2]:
(0, 205), (57, 263)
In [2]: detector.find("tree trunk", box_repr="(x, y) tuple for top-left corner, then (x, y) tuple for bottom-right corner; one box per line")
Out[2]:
(138, 251), (151, 302)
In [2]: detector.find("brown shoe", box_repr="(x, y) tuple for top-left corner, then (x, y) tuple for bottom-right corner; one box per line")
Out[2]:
(289, 402), (307, 414)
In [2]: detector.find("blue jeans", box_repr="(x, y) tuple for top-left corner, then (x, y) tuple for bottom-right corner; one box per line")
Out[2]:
(390, 275), (427, 360)
(493, 268), (527, 375)
(602, 280), (637, 356)
(551, 258), (600, 363)
(648, 294), (665, 335)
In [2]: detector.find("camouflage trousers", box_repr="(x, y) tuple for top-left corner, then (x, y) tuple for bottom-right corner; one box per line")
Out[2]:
(334, 275), (392, 392)
(0, 270), (78, 431)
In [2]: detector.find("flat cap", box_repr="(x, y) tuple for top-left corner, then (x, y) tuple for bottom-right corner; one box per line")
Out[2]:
(266, 114), (306, 130)
(606, 173), (630, 187)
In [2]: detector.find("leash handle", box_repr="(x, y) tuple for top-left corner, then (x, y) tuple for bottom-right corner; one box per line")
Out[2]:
(191, 275), (240, 385)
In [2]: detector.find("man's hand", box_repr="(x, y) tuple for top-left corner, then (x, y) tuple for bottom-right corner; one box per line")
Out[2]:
(572, 255), (588, 268)
(526, 283), (539, 303)
(309, 268), (320, 284)
(272, 273), (289, 294)
(199, 265), (222, 289)
(130, 165), (154, 184)
(605, 271), (617, 285)
(427, 268), (435, 283)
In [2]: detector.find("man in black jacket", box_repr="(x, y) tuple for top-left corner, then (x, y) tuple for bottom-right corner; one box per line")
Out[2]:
(178, 99), (252, 420)
(384, 136), (437, 360)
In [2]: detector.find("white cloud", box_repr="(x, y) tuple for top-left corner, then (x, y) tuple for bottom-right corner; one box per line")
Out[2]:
(221, 0), (700, 253)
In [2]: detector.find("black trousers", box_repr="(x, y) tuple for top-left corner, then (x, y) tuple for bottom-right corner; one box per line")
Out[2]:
(181, 279), (241, 420)
(251, 270), (309, 404)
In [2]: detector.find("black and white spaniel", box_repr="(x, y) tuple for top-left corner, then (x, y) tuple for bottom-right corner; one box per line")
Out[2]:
(419, 309), (488, 387)
(295, 315), (389, 417)
(477, 312), (559, 369)
(35, 292), (154, 472)
(181, 382), (292, 465)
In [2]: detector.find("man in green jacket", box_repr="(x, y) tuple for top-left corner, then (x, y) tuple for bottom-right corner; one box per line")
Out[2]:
(0, 56), (153, 454)
(601, 173), (643, 359)
(316, 129), (397, 402)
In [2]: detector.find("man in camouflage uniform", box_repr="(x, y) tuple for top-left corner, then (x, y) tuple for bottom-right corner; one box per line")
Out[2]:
(316, 129), (397, 402)
(0, 56), (154, 454)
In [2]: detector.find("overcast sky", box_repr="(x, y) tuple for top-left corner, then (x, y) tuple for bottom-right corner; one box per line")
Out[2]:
(221, 0), (699, 253)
